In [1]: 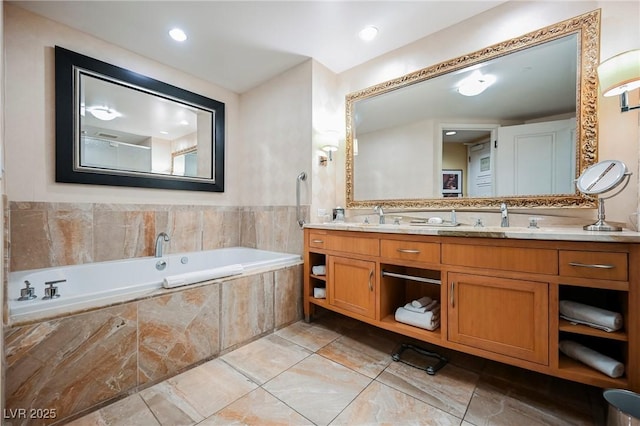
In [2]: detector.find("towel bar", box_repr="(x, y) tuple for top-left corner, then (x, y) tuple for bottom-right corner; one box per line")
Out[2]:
(382, 270), (441, 285)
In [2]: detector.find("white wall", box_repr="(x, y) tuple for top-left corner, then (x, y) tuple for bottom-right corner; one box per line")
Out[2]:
(4, 4), (241, 205)
(239, 60), (312, 206)
(337, 1), (640, 223)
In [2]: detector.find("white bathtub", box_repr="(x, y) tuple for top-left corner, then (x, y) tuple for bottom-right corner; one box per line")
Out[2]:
(8, 247), (301, 323)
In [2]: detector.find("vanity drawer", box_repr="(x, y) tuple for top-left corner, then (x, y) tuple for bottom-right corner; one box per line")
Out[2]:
(380, 239), (440, 264)
(309, 232), (379, 256)
(559, 250), (628, 281)
(442, 243), (557, 274)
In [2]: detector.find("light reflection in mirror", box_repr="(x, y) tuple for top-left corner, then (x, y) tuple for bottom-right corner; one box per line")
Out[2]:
(78, 72), (213, 179)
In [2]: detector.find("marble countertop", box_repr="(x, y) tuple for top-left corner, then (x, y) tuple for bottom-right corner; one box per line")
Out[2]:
(304, 222), (640, 243)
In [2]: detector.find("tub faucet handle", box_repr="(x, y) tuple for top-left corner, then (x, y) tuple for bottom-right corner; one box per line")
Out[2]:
(43, 279), (65, 300)
(18, 280), (37, 301)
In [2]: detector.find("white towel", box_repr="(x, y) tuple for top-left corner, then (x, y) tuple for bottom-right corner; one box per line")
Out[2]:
(560, 315), (617, 333)
(403, 300), (439, 313)
(163, 264), (244, 289)
(559, 300), (623, 332)
(312, 265), (326, 276)
(394, 307), (440, 331)
(411, 296), (432, 308)
(559, 340), (624, 378)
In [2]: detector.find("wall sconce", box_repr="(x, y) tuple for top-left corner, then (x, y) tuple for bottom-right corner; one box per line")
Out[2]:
(597, 49), (640, 112)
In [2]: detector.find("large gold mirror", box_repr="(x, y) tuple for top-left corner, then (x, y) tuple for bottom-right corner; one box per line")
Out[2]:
(346, 10), (600, 209)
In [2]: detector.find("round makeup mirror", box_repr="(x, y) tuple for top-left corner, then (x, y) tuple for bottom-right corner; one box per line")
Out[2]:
(576, 160), (631, 231)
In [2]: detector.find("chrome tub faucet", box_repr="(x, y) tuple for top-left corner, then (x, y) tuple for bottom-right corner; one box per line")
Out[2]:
(155, 232), (170, 257)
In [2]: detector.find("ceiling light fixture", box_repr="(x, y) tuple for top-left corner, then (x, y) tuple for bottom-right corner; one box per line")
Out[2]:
(457, 71), (496, 96)
(169, 28), (187, 42)
(445, 131), (457, 136)
(87, 106), (121, 121)
(358, 26), (378, 42)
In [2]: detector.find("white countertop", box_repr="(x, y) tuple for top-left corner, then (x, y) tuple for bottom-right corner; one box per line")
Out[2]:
(305, 222), (640, 243)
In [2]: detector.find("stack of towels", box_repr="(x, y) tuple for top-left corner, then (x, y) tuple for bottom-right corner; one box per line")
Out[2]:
(395, 296), (440, 331)
(559, 300), (623, 332)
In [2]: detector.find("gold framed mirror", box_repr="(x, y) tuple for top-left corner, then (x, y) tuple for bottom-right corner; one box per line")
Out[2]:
(345, 10), (600, 209)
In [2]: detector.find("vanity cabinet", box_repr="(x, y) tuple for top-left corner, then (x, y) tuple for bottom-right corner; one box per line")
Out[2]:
(328, 256), (377, 318)
(447, 272), (549, 365)
(304, 226), (640, 392)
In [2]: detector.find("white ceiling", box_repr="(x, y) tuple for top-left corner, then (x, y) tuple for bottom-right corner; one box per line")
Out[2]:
(12, 0), (507, 93)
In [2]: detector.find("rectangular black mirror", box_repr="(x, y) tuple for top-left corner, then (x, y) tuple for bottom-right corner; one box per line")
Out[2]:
(55, 46), (225, 192)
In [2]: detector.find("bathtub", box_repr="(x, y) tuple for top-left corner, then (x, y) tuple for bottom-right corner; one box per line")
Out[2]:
(8, 247), (301, 323)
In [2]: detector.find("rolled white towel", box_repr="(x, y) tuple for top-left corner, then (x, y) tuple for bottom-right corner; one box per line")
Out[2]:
(163, 264), (244, 289)
(559, 340), (624, 378)
(312, 265), (326, 276)
(394, 307), (440, 331)
(411, 296), (432, 308)
(559, 300), (623, 332)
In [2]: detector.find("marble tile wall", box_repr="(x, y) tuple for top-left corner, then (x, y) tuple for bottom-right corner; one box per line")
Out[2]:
(7, 202), (306, 272)
(4, 264), (302, 425)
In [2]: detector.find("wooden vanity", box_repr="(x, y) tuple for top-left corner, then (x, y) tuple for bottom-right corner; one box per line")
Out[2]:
(304, 224), (640, 392)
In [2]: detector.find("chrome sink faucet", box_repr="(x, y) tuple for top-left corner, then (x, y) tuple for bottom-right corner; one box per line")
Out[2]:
(374, 205), (385, 224)
(155, 232), (170, 257)
(500, 203), (509, 227)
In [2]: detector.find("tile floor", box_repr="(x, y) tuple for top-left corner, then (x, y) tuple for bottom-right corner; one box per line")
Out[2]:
(69, 311), (607, 425)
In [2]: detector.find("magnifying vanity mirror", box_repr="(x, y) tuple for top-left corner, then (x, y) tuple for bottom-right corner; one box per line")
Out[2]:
(55, 46), (225, 192)
(346, 10), (600, 209)
(576, 160), (631, 231)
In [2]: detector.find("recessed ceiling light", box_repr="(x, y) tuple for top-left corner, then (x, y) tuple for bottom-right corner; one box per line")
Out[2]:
(169, 28), (187, 42)
(159, 131), (169, 135)
(445, 131), (457, 136)
(358, 26), (378, 42)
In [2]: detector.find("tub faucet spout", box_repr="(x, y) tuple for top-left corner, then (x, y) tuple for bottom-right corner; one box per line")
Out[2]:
(155, 232), (170, 257)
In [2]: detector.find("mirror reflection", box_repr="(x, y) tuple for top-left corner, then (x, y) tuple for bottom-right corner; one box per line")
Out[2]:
(79, 72), (213, 179)
(346, 11), (599, 209)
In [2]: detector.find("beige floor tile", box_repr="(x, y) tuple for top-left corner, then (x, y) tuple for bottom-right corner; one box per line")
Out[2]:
(222, 334), (312, 384)
(317, 332), (394, 379)
(275, 320), (341, 352)
(199, 388), (313, 425)
(263, 354), (371, 425)
(66, 394), (160, 426)
(330, 380), (461, 425)
(378, 351), (479, 418)
(140, 359), (258, 423)
(464, 377), (596, 426)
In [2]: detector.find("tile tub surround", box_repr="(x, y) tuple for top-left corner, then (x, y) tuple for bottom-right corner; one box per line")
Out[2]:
(4, 264), (302, 425)
(7, 202), (307, 272)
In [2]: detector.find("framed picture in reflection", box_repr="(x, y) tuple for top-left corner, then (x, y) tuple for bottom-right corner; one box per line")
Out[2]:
(442, 170), (462, 196)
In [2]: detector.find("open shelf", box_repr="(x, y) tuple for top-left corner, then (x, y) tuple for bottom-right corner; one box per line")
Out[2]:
(558, 319), (627, 341)
(379, 314), (442, 344)
(310, 274), (326, 281)
(557, 354), (628, 389)
(309, 297), (329, 309)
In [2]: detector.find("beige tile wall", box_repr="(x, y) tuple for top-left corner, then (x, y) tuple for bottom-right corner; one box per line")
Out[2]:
(8, 202), (307, 272)
(5, 264), (302, 425)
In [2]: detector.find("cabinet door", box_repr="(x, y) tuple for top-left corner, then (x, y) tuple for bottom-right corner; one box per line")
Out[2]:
(448, 272), (549, 365)
(328, 256), (376, 319)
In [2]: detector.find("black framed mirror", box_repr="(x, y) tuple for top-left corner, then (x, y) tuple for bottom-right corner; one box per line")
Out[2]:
(55, 46), (225, 192)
